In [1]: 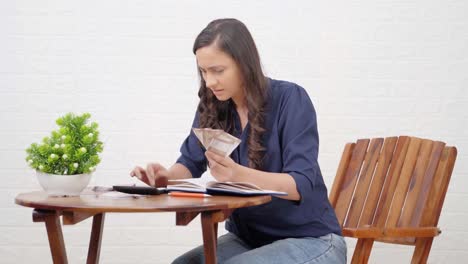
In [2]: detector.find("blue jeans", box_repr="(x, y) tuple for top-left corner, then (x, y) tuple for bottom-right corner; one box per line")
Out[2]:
(172, 232), (347, 264)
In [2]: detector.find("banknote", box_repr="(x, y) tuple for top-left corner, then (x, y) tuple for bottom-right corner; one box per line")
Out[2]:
(192, 128), (241, 157)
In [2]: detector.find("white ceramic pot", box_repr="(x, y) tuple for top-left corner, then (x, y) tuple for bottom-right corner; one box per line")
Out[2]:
(36, 171), (92, 196)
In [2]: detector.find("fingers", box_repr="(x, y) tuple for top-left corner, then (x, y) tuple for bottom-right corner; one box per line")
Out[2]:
(155, 176), (168, 188)
(205, 151), (227, 167)
(130, 166), (144, 179)
(131, 166), (150, 185)
(152, 163), (169, 187)
(131, 163), (168, 187)
(130, 168), (135, 177)
(206, 157), (217, 169)
(147, 163), (160, 187)
(208, 159), (230, 182)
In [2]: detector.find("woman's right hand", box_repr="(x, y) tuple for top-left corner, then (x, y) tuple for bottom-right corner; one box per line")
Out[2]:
(130, 163), (169, 187)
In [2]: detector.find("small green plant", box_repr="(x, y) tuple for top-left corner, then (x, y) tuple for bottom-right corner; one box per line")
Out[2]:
(26, 113), (103, 175)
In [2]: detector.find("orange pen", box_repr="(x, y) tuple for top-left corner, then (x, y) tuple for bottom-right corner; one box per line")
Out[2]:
(168, 192), (212, 198)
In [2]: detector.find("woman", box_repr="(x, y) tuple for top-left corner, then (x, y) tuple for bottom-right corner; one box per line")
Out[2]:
(131, 18), (346, 264)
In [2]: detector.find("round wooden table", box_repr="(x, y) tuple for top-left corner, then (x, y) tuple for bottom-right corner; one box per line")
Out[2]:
(15, 189), (271, 264)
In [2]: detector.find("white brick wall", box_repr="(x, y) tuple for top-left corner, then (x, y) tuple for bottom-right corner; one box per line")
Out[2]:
(1, 0), (467, 263)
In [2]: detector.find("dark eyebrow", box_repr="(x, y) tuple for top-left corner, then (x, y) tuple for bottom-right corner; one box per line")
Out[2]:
(198, 65), (224, 71)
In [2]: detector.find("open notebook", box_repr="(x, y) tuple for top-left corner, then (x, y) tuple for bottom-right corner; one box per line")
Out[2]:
(167, 172), (287, 196)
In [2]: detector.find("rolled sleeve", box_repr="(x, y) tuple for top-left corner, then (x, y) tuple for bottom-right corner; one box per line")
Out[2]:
(175, 112), (207, 178)
(279, 85), (321, 203)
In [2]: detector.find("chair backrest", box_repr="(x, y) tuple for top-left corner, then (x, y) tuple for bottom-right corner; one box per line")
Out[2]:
(329, 136), (457, 245)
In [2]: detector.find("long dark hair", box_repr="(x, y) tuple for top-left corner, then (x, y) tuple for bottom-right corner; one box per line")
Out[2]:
(193, 18), (267, 169)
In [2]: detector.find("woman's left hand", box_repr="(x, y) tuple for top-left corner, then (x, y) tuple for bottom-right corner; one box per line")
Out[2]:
(205, 150), (241, 182)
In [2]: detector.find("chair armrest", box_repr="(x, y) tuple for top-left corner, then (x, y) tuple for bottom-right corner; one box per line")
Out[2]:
(342, 227), (441, 239)
(342, 227), (383, 238)
(384, 227), (441, 237)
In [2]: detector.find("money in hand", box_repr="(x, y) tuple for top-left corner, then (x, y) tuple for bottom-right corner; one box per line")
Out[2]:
(192, 128), (241, 157)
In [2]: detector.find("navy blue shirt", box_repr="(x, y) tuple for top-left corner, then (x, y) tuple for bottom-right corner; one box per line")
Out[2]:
(176, 78), (341, 247)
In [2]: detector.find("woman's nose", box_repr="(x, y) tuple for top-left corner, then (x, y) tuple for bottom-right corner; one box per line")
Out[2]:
(204, 73), (217, 88)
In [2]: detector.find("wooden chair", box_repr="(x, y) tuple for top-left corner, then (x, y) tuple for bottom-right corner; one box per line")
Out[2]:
(329, 136), (457, 264)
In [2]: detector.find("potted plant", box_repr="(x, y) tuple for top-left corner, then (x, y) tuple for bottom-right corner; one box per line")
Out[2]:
(25, 113), (103, 196)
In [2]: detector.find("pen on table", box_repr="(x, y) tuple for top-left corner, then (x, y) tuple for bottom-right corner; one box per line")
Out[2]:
(168, 192), (212, 198)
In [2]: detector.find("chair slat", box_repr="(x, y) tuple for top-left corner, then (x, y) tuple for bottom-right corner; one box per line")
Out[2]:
(398, 139), (434, 228)
(334, 139), (370, 227)
(412, 146), (456, 263)
(359, 137), (398, 227)
(374, 136), (411, 228)
(345, 138), (383, 228)
(329, 143), (355, 208)
(386, 137), (422, 228)
(409, 141), (445, 227)
(419, 147), (457, 227)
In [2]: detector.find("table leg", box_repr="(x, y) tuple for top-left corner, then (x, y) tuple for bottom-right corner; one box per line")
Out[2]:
(87, 213), (105, 264)
(32, 209), (68, 264)
(201, 211), (217, 264)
